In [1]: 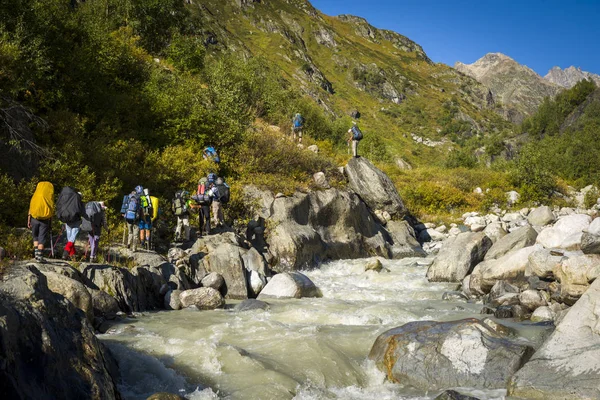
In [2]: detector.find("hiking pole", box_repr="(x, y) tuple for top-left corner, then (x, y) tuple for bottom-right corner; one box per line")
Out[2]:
(50, 219), (55, 259)
(52, 224), (65, 254)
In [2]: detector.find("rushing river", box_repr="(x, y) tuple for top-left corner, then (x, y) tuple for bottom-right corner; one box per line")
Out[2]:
(100, 257), (533, 400)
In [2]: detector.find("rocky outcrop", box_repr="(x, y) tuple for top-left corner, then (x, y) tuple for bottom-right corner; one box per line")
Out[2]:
(369, 318), (533, 390)
(257, 272), (321, 299)
(345, 157), (406, 218)
(536, 214), (591, 250)
(386, 220), (426, 258)
(544, 66), (600, 88)
(202, 244), (248, 299)
(427, 232), (492, 282)
(484, 225), (538, 260)
(0, 265), (120, 399)
(509, 278), (600, 399)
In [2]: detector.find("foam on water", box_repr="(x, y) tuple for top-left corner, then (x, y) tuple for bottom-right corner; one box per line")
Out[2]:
(100, 257), (508, 400)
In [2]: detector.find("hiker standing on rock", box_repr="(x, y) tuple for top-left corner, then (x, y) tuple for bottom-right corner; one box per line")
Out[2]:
(56, 187), (87, 260)
(139, 187), (153, 250)
(172, 190), (192, 242)
(192, 177), (212, 237)
(292, 113), (304, 143)
(28, 182), (55, 262)
(123, 189), (141, 252)
(208, 176), (230, 230)
(81, 201), (109, 263)
(347, 121), (363, 158)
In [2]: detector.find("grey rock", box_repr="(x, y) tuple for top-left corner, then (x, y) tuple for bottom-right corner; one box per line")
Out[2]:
(553, 254), (600, 300)
(483, 222), (507, 243)
(248, 270), (267, 297)
(345, 157), (406, 217)
(307, 144), (319, 153)
(167, 247), (186, 262)
(0, 265), (120, 399)
(313, 172), (330, 188)
(527, 206), (556, 226)
(427, 232), (492, 282)
(364, 258), (383, 272)
(201, 243), (248, 299)
(201, 272), (225, 290)
(526, 247), (570, 279)
(519, 290), (547, 311)
(581, 231), (600, 254)
(147, 392), (187, 400)
(434, 390), (480, 400)
(164, 290), (182, 310)
(41, 270), (93, 323)
(536, 214), (592, 250)
(530, 306), (554, 323)
(478, 245), (541, 292)
(509, 278), (600, 399)
(484, 226), (538, 260)
(89, 288), (120, 318)
(258, 272), (322, 299)
(179, 287), (225, 310)
(369, 318), (534, 390)
(234, 299), (270, 312)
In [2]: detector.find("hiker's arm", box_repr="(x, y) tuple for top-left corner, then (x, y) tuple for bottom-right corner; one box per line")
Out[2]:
(27, 214), (31, 229)
(102, 212), (109, 230)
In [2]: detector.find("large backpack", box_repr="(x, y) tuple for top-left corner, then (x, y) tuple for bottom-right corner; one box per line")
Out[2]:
(150, 196), (159, 221)
(29, 182), (55, 220)
(140, 194), (153, 216)
(172, 191), (188, 217)
(81, 202), (103, 233)
(351, 125), (363, 141)
(56, 186), (84, 224)
(205, 147), (220, 163)
(215, 183), (230, 204)
(125, 194), (139, 222)
(293, 114), (303, 128)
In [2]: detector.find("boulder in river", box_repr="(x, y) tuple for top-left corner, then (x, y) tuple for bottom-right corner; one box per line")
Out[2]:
(201, 272), (225, 291)
(257, 272), (322, 299)
(426, 232), (492, 282)
(234, 299), (270, 312)
(509, 278), (600, 399)
(179, 287), (225, 310)
(386, 220), (426, 258)
(477, 245), (541, 292)
(536, 214), (591, 250)
(201, 243), (248, 299)
(345, 157), (406, 218)
(369, 318), (534, 390)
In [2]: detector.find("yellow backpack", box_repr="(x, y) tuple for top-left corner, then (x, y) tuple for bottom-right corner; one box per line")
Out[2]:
(150, 196), (159, 221)
(29, 182), (55, 220)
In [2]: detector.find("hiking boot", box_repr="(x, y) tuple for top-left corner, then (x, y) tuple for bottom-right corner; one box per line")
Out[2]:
(62, 250), (69, 260)
(90, 256), (97, 263)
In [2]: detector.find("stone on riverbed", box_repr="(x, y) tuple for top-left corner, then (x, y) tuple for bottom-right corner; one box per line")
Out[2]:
(484, 225), (538, 261)
(257, 272), (322, 299)
(369, 318), (534, 390)
(179, 288), (225, 310)
(427, 232), (492, 283)
(234, 299), (270, 312)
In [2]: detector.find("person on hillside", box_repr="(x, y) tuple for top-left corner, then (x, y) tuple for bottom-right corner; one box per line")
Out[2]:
(347, 121), (363, 158)
(56, 187), (87, 260)
(172, 190), (192, 242)
(28, 182), (55, 262)
(207, 176), (230, 230)
(81, 201), (109, 263)
(192, 177), (212, 237)
(202, 146), (220, 163)
(123, 188), (141, 252)
(292, 113), (304, 143)
(139, 187), (153, 250)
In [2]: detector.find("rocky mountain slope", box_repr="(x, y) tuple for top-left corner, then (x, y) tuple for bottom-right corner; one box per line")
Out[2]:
(189, 0), (511, 155)
(455, 53), (562, 123)
(545, 66), (600, 88)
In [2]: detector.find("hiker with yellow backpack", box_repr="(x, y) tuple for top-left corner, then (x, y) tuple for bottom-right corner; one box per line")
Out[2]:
(28, 182), (55, 262)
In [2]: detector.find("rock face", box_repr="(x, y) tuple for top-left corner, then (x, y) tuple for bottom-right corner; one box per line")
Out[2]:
(0, 265), (120, 399)
(201, 244), (248, 299)
(544, 65), (600, 88)
(257, 272), (321, 299)
(477, 245), (540, 292)
(386, 220), (426, 258)
(484, 226), (538, 260)
(427, 232), (492, 282)
(553, 254), (600, 301)
(179, 287), (225, 310)
(41, 270), (94, 323)
(369, 318), (533, 390)
(509, 278), (600, 399)
(345, 157), (406, 218)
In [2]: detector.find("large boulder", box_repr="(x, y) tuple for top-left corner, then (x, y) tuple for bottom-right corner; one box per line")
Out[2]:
(201, 243), (248, 299)
(0, 265), (120, 399)
(478, 245), (541, 292)
(386, 220), (426, 258)
(527, 206), (556, 226)
(257, 272), (322, 299)
(525, 248), (574, 280)
(369, 318), (534, 390)
(553, 254), (600, 301)
(268, 221), (326, 271)
(345, 157), (406, 217)
(89, 288), (120, 318)
(79, 264), (141, 313)
(427, 232), (492, 282)
(536, 214), (592, 250)
(509, 278), (600, 399)
(484, 226), (538, 260)
(179, 287), (225, 310)
(581, 217), (600, 254)
(40, 270), (93, 323)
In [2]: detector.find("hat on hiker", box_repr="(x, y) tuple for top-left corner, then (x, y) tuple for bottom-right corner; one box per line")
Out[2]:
(98, 201), (107, 209)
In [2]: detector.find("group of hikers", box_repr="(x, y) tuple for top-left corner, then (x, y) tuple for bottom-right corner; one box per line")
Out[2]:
(24, 114), (362, 263)
(27, 167), (230, 263)
(291, 113), (363, 157)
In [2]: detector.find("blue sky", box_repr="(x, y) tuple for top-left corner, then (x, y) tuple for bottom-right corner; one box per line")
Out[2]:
(310, 0), (600, 76)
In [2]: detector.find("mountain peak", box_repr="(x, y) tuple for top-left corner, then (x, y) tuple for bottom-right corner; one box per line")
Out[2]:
(544, 66), (600, 88)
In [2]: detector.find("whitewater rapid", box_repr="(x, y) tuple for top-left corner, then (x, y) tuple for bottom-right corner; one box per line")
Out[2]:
(100, 258), (514, 399)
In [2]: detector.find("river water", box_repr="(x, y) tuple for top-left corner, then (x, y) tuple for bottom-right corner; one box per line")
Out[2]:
(100, 258), (528, 400)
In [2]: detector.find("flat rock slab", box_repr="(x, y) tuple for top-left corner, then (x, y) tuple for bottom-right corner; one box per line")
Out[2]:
(509, 278), (600, 399)
(369, 318), (534, 390)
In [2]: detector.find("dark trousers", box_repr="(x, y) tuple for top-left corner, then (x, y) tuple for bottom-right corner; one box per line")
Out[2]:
(199, 205), (211, 236)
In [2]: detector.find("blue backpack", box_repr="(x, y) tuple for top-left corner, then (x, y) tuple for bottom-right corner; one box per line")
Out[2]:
(125, 194), (139, 222)
(351, 125), (363, 141)
(293, 115), (303, 128)
(205, 147), (220, 163)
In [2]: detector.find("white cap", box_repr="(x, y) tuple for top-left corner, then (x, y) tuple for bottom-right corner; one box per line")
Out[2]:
(98, 201), (107, 209)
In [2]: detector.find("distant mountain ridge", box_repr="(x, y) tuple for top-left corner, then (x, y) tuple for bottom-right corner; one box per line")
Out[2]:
(455, 53), (561, 123)
(545, 66), (600, 88)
